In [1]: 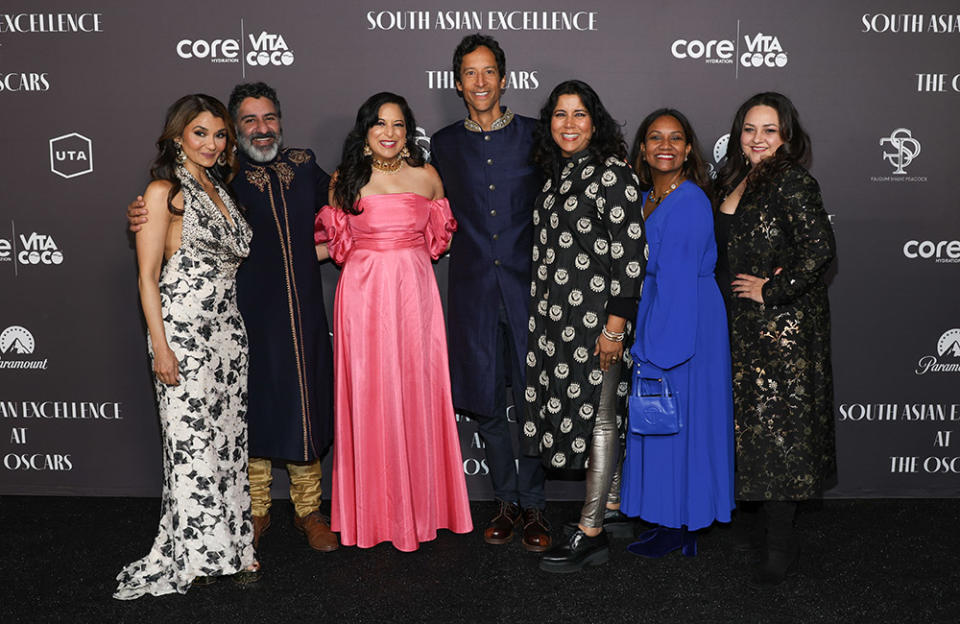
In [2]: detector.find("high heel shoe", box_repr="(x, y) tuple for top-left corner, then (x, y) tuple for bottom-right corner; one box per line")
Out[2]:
(231, 561), (262, 585)
(626, 526), (697, 558)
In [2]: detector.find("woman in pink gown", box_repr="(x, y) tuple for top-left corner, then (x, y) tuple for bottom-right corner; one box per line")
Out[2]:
(314, 92), (472, 551)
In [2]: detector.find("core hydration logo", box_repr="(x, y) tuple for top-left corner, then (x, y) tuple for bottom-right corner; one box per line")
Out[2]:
(871, 128), (926, 183)
(903, 239), (960, 263)
(670, 21), (788, 77)
(0, 325), (47, 370)
(176, 20), (294, 77)
(916, 329), (960, 375)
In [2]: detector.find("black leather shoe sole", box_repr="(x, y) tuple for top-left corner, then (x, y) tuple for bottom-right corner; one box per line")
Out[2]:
(539, 545), (610, 573)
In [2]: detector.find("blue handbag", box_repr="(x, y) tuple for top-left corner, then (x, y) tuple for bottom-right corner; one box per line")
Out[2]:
(628, 371), (682, 435)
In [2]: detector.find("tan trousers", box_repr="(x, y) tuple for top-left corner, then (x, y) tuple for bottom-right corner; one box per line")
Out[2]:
(248, 457), (323, 518)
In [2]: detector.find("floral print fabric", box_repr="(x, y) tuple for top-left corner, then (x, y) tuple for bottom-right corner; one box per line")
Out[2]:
(114, 167), (254, 599)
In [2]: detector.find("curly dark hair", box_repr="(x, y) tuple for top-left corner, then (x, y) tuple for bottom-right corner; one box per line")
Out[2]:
(228, 82), (282, 122)
(332, 92), (425, 215)
(532, 80), (627, 178)
(628, 108), (711, 196)
(716, 91), (811, 195)
(150, 94), (238, 215)
(452, 33), (506, 88)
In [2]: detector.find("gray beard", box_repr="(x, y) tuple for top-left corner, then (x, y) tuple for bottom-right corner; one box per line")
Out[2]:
(238, 131), (283, 163)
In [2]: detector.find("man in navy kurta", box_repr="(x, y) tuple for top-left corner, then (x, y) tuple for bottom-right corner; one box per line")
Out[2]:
(430, 35), (548, 551)
(227, 83), (336, 553)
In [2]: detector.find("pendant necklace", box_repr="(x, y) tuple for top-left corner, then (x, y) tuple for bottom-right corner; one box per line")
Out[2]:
(648, 173), (683, 206)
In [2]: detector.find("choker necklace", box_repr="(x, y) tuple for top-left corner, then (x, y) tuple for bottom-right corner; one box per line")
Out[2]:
(372, 156), (404, 173)
(648, 176), (683, 206)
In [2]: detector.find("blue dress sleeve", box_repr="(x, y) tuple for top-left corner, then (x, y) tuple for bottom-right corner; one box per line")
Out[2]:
(639, 188), (713, 371)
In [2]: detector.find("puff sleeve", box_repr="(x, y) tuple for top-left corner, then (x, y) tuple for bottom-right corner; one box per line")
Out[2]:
(424, 198), (457, 260)
(314, 205), (353, 265)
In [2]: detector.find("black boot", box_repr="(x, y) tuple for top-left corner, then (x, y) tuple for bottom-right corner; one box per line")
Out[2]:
(753, 501), (799, 586)
(729, 501), (764, 553)
(539, 528), (609, 573)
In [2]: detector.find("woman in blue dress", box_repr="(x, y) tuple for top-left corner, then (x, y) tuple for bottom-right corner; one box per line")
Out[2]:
(619, 109), (735, 557)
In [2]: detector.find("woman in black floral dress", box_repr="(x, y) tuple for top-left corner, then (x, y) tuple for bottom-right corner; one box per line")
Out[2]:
(716, 92), (836, 586)
(522, 81), (647, 572)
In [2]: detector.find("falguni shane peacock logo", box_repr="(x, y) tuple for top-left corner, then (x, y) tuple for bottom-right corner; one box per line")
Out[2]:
(0, 325), (48, 371)
(915, 329), (960, 375)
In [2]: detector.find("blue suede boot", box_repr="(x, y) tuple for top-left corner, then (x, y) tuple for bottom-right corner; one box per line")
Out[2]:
(626, 526), (697, 558)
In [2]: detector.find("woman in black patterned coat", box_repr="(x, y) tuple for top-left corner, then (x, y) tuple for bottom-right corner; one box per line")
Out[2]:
(522, 81), (647, 573)
(716, 92), (836, 586)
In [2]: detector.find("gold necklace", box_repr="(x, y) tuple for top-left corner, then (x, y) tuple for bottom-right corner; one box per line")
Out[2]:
(372, 156), (404, 173)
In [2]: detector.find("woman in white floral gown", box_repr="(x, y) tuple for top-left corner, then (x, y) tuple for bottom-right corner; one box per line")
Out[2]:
(115, 94), (256, 600)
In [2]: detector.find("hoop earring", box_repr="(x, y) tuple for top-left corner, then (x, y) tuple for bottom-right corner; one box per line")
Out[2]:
(400, 145), (410, 159)
(217, 152), (228, 166)
(175, 141), (187, 165)
(362, 144), (372, 157)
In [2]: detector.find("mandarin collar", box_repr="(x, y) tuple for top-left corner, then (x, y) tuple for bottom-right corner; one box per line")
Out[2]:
(463, 107), (515, 133)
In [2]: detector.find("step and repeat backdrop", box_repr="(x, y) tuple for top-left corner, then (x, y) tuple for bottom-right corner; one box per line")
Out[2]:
(1, 1), (958, 499)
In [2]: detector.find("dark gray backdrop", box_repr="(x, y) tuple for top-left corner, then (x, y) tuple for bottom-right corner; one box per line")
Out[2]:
(2, 1), (958, 500)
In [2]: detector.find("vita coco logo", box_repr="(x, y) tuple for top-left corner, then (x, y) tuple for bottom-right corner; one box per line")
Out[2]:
(0, 223), (63, 276)
(671, 22), (788, 76)
(176, 20), (295, 76)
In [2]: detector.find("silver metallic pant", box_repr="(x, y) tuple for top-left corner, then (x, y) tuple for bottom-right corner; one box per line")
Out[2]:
(579, 361), (624, 529)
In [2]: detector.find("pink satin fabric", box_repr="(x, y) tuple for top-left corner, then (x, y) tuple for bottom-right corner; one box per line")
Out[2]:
(315, 193), (473, 551)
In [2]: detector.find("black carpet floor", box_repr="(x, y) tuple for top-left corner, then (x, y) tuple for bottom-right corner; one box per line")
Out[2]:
(1, 497), (958, 623)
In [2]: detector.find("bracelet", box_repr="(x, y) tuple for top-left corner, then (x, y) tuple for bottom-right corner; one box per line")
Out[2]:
(601, 327), (625, 342)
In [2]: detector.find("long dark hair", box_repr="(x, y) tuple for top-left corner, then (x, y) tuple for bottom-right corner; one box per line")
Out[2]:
(151, 94), (238, 215)
(716, 91), (811, 195)
(628, 108), (711, 195)
(332, 92), (425, 215)
(532, 80), (627, 179)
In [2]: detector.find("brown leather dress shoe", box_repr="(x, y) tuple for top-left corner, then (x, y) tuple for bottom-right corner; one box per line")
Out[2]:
(252, 513), (271, 549)
(521, 507), (551, 552)
(484, 499), (521, 544)
(294, 511), (339, 552)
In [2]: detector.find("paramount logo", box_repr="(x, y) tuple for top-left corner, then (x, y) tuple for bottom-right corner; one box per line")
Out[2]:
(0, 326), (47, 370)
(915, 328), (960, 375)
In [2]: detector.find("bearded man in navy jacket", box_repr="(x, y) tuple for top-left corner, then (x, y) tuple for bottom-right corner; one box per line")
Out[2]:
(430, 34), (549, 551)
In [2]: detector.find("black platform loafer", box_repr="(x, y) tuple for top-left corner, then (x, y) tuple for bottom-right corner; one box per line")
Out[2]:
(539, 529), (609, 573)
